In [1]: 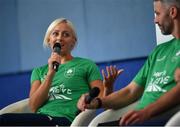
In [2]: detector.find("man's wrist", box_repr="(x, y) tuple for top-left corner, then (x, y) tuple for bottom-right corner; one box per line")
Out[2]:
(176, 80), (180, 84)
(95, 98), (102, 108)
(104, 86), (113, 95)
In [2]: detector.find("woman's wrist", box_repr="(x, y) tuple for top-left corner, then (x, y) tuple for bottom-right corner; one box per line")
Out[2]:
(47, 69), (55, 76)
(45, 71), (55, 82)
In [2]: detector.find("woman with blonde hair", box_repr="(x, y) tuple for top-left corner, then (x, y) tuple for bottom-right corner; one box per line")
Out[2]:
(0, 18), (104, 126)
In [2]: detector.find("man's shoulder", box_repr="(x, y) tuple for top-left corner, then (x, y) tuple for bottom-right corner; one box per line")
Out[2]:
(154, 38), (175, 51)
(157, 38), (175, 47)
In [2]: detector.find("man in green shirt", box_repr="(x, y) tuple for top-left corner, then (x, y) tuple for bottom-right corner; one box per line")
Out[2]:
(78, 0), (180, 126)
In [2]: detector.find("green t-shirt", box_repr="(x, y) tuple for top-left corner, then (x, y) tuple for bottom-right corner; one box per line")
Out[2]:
(133, 38), (180, 110)
(30, 57), (102, 121)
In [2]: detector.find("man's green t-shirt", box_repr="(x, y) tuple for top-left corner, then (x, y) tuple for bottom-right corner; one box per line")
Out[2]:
(133, 38), (180, 110)
(30, 57), (102, 121)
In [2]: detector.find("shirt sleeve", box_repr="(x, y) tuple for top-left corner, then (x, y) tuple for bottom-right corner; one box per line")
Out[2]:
(30, 68), (41, 85)
(133, 49), (155, 87)
(86, 61), (102, 83)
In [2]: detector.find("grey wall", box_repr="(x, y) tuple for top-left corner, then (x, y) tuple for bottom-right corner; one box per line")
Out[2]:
(0, 0), (156, 74)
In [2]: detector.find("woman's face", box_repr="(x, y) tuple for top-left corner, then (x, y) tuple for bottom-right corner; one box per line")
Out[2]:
(48, 22), (76, 56)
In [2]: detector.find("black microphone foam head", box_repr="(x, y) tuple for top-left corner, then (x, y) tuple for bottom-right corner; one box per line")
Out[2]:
(53, 43), (61, 55)
(89, 87), (100, 98)
(85, 87), (100, 104)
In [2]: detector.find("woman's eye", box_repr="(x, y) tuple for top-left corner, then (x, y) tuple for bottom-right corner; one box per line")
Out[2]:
(52, 32), (58, 36)
(63, 32), (70, 37)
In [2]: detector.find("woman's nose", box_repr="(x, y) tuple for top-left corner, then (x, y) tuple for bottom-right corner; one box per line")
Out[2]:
(57, 34), (61, 39)
(56, 34), (63, 41)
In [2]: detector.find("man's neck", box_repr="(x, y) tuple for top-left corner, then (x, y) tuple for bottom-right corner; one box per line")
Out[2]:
(172, 19), (180, 39)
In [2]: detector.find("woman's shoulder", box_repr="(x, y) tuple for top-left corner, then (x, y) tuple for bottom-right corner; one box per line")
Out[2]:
(74, 57), (96, 64)
(32, 64), (48, 72)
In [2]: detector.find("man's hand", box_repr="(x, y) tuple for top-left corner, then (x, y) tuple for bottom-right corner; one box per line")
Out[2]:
(119, 109), (151, 126)
(102, 65), (123, 95)
(175, 68), (180, 82)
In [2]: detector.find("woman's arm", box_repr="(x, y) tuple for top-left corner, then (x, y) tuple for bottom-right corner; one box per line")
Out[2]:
(29, 71), (55, 112)
(29, 52), (60, 112)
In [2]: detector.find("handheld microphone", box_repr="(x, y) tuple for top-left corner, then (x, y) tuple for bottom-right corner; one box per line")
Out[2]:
(76, 87), (100, 116)
(52, 43), (61, 72)
(85, 87), (100, 104)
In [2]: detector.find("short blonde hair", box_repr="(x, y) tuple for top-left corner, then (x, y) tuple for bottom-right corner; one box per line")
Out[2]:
(43, 18), (77, 48)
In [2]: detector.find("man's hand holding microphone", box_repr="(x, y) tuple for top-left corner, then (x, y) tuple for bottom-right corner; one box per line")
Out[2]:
(77, 87), (102, 113)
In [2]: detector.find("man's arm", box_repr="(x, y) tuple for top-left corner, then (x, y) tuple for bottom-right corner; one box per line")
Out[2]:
(86, 82), (144, 110)
(144, 83), (180, 118)
(143, 68), (180, 118)
(120, 68), (180, 126)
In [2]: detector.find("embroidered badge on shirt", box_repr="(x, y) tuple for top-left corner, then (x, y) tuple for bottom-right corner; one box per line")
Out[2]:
(64, 68), (75, 78)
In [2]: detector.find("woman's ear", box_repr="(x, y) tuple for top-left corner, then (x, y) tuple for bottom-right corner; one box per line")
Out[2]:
(47, 38), (51, 47)
(47, 38), (50, 43)
(71, 40), (76, 49)
(71, 42), (75, 48)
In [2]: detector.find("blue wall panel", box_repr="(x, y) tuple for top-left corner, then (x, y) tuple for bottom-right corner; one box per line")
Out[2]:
(84, 0), (155, 61)
(97, 57), (146, 91)
(0, 0), (21, 74)
(0, 72), (31, 109)
(0, 0), (155, 74)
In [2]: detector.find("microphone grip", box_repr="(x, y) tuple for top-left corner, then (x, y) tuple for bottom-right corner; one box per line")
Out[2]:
(52, 61), (59, 72)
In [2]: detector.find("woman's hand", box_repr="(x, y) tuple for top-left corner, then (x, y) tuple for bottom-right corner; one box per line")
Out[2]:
(48, 52), (61, 74)
(77, 93), (88, 111)
(77, 93), (101, 111)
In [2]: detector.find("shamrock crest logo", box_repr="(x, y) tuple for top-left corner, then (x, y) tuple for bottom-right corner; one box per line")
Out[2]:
(64, 68), (75, 78)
